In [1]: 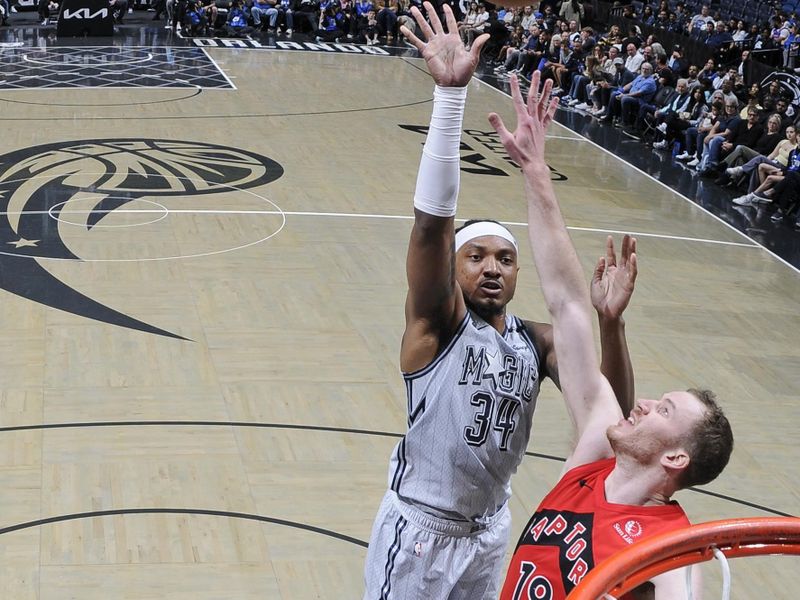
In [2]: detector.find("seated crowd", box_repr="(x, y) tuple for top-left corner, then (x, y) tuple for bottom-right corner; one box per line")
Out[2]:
(486, 0), (800, 229)
(2, 0), (797, 225)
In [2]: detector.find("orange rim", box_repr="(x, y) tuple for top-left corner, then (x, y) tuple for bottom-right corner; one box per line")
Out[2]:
(566, 517), (800, 599)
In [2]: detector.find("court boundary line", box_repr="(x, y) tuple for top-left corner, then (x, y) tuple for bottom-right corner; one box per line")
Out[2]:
(200, 46), (238, 90)
(471, 76), (800, 276)
(0, 208), (758, 248)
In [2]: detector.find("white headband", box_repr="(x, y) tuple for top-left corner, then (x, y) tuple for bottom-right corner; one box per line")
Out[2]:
(455, 222), (518, 253)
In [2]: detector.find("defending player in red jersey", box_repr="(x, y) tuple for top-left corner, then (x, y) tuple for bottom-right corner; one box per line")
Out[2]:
(489, 71), (734, 600)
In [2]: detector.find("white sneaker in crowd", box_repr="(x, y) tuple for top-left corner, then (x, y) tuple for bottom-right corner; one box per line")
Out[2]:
(732, 193), (755, 206)
(575, 102), (589, 110)
(653, 140), (668, 150)
(568, 98), (580, 106)
(725, 166), (744, 178)
(675, 151), (691, 160)
(656, 123), (668, 134)
(286, 28), (292, 34)
(686, 157), (700, 168)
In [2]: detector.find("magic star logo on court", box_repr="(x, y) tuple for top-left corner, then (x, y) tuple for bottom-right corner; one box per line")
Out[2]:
(0, 138), (284, 338)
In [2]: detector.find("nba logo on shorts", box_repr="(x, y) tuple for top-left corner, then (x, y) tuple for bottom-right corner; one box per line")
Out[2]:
(414, 542), (423, 557)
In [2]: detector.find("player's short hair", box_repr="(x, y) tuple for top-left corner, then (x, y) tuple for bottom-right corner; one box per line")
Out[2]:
(678, 389), (733, 488)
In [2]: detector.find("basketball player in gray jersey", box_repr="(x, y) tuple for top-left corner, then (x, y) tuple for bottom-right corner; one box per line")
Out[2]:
(363, 4), (637, 598)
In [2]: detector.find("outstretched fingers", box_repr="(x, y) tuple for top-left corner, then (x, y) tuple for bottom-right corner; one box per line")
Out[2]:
(605, 235), (617, 268)
(593, 256), (607, 285)
(423, 0), (444, 35)
(401, 23), (425, 51)
(470, 32), (490, 61)
(442, 2), (458, 35)
(509, 74), (528, 124)
(488, 112), (514, 149)
(543, 94), (559, 127)
(409, 5), (433, 41)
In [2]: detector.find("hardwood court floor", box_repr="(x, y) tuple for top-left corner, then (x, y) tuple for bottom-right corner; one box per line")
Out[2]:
(0, 47), (797, 599)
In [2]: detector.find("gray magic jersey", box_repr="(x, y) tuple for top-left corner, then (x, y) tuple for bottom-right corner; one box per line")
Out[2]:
(389, 310), (542, 520)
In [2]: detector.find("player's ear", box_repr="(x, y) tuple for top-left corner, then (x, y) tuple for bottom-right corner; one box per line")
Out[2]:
(660, 447), (689, 473)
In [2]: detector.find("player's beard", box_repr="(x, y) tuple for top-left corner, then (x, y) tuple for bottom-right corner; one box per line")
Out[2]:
(465, 296), (506, 322)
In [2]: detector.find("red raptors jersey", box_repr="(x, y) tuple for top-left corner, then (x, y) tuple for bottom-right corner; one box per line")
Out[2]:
(499, 458), (690, 600)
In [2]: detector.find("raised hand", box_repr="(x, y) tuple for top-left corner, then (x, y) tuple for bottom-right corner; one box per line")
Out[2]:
(401, 1), (488, 87)
(591, 234), (638, 320)
(487, 71), (559, 170)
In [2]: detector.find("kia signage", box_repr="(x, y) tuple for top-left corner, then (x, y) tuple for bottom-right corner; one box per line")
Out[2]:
(57, 0), (113, 36)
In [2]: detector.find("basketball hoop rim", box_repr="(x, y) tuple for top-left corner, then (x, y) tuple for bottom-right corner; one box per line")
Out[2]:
(566, 516), (800, 599)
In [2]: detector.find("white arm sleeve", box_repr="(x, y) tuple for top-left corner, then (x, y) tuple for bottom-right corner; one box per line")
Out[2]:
(413, 85), (467, 218)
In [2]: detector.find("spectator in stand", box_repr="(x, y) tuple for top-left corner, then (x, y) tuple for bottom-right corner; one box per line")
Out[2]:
(559, 0), (583, 29)
(538, 32), (565, 85)
(457, 1), (478, 40)
(624, 42), (644, 74)
(226, 0), (251, 35)
(685, 64), (701, 91)
(712, 67), (739, 91)
(730, 125), (797, 196)
(673, 2), (689, 30)
(699, 106), (764, 176)
(621, 4), (635, 21)
(591, 57), (635, 117)
(717, 78), (739, 107)
(519, 5), (534, 30)
(689, 4), (713, 35)
(599, 24), (622, 48)
(293, 0), (319, 34)
(565, 54), (603, 107)
(696, 19), (715, 43)
(768, 147), (800, 226)
(546, 37), (582, 93)
(578, 26), (595, 54)
(740, 84), (763, 117)
(655, 54), (675, 87)
(182, 0), (206, 36)
(693, 99), (743, 171)
(761, 80), (783, 107)
(316, 2), (345, 40)
(574, 45), (618, 111)
(733, 142), (800, 213)
(775, 98), (793, 132)
(697, 57), (717, 88)
(497, 25), (543, 78)
(461, 2), (488, 49)
(668, 45), (688, 77)
(641, 5), (655, 27)
(783, 21), (799, 69)
(601, 61), (656, 126)
(539, 5), (554, 32)
(631, 76), (687, 134)
(494, 25), (524, 69)
(707, 20), (734, 62)
(360, 7), (378, 43)
(352, 0), (371, 36)
(621, 25), (642, 50)
(732, 20), (748, 44)
(275, 0), (293, 34)
(653, 9), (669, 30)
(250, 0), (277, 31)
(653, 84), (707, 150)
(716, 113), (785, 184)
(677, 100), (723, 163)
(375, 0), (397, 41)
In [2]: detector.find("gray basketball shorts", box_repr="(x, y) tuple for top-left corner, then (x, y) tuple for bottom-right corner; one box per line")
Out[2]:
(363, 490), (511, 600)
